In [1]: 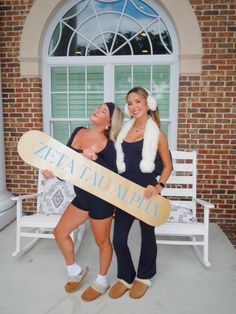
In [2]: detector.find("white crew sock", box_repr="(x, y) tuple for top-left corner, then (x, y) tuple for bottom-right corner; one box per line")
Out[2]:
(96, 274), (108, 287)
(67, 263), (82, 277)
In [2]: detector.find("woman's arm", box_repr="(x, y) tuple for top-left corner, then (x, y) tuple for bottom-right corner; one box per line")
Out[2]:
(156, 131), (172, 187)
(144, 131), (172, 199)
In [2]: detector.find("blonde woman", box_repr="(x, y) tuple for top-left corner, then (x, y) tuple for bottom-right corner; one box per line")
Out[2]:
(43, 102), (123, 301)
(109, 87), (172, 299)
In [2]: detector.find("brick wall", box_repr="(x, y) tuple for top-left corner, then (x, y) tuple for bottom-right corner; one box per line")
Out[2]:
(0, 1), (41, 212)
(0, 0), (235, 220)
(179, 0), (236, 223)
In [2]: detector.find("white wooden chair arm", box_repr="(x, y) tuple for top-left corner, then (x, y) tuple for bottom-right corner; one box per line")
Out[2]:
(11, 193), (40, 201)
(12, 193), (40, 217)
(194, 198), (214, 209)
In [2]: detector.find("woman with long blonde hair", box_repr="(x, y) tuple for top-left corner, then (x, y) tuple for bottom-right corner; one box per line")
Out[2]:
(43, 102), (123, 301)
(109, 87), (172, 299)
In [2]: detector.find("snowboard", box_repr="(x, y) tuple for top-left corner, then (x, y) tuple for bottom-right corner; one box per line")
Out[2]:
(17, 130), (171, 227)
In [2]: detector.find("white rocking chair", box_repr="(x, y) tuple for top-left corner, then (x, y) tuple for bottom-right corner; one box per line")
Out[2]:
(12, 171), (86, 257)
(155, 151), (214, 267)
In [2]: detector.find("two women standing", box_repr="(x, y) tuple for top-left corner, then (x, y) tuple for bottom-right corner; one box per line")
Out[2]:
(45, 87), (172, 301)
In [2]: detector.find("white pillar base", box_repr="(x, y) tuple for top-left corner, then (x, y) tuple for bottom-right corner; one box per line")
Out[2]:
(0, 205), (16, 230)
(0, 64), (16, 230)
(0, 190), (15, 213)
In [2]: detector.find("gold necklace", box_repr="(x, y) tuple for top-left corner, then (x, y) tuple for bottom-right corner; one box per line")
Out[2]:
(132, 127), (144, 133)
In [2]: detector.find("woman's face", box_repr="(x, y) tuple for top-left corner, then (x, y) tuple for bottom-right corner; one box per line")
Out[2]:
(127, 92), (148, 119)
(90, 103), (111, 127)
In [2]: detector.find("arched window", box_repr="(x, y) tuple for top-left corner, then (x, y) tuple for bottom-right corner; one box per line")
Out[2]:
(43, 0), (179, 148)
(49, 0), (172, 56)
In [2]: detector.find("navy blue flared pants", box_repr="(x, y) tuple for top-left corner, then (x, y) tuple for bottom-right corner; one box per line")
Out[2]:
(113, 208), (158, 284)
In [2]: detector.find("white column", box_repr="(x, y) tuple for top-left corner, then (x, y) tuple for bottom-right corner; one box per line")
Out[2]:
(0, 65), (16, 229)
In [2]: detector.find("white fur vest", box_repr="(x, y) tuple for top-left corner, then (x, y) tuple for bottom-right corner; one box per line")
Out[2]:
(115, 116), (160, 174)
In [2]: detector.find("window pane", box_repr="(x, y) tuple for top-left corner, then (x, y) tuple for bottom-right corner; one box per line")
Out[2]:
(114, 93), (126, 112)
(87, 66), (104, 91)
(98, 13), (120, 33)
(113, 39), (132, 55)
(69, 94), (85, 118)
(119, 15), (141, 39)
(52, 94), (67, 118)
(160, 20), (173, 53)
(87, 38), (107, 56)
(147, 21), (172, 55)
(48, 23), (60, 55)
(115, 66), (132, 91)
(124, 0), (155, 24)
(132, 0), (157, 15)
(53, 122), (70, 144)
(69, 67), (85, 91)
(94, 0), (124, 13)
(87, 93), (103, 117)
(130, 34), (151, 55)
(153, 65), (170, 119)
(50, 20), (77, 56)
(153, 65), (170, 92)
(114, 65), (132, 110)
(51, 67), (67, 92)
(133, 65), (151, 87)
(156, 93), (169, 119)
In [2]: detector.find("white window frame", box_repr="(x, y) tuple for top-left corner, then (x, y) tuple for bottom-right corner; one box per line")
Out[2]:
(42, 0), (179, 149)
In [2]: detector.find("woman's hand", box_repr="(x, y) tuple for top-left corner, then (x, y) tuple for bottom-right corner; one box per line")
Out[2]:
(41, 169), (54, 179)
(144, 184), (163, 199)
(82, 148), (98, 161)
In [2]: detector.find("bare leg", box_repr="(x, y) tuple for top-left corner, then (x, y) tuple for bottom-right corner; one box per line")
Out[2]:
(90, 216), (113, 275)
(53, 203), (88, 265)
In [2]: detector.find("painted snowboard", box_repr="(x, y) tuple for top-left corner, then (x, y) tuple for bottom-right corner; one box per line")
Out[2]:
(17, 130), (171, 226)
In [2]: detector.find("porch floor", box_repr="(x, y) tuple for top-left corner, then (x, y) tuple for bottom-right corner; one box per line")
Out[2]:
(0, 220), (236, 314)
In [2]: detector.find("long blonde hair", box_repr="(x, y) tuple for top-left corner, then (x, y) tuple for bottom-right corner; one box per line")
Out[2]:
(126, 86), (161, 128)
(108, 105), (124, 141)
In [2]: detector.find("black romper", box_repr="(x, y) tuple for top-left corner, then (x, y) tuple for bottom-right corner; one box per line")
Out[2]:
(67, 127), (117, 220)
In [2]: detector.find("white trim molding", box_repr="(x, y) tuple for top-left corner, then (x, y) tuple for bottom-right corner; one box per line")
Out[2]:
(160, 0), (202, 74)
(19, 0), (62, 77)
(20, 0), (202, 77)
